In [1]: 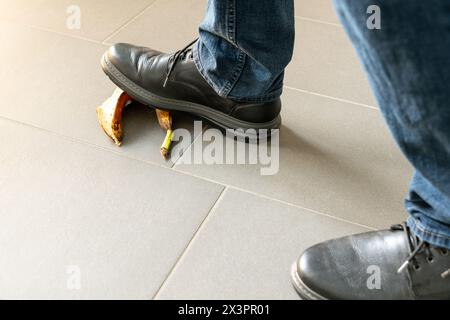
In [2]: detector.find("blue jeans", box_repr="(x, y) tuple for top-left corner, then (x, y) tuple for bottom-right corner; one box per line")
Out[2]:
(195, 0), (450, 249)
(334, 0), (450, 249)
(193, 0), (295, 103)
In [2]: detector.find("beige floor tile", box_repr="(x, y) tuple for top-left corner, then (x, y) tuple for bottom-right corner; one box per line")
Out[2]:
(174, 88), (413, 228)
(0, 118), (224, 299)
(295, 0), (340, 24)
(0, 0), (157, 42)
(105, 0), (205, 52)
(286, 19), (377, 106)
(156, 188), (368, 300)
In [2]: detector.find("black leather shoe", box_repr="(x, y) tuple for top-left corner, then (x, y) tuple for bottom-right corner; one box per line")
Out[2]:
(292, 223), (450, 299)
(101, 39), (281, 136)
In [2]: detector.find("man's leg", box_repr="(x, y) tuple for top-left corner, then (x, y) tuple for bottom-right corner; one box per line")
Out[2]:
(194, 0), (295, 102)
(338, 0), (450, 246)
(101, 0), (295, 135)
(292, 0), (450, 299)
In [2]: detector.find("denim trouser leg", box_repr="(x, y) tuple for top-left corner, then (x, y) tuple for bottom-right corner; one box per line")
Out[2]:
(334, 0), (450, 249)
(193, 0), (295, 103)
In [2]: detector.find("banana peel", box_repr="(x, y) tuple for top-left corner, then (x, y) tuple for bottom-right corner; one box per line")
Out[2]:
(160, 129), (174, 159)
(96, 87), (174, 159)
(96, 88), (132, 146)
(155, 109), (172, 131)
(155, 109), (173, 159)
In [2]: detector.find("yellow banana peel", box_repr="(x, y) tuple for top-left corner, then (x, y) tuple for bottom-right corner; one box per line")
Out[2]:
(96, 88), (174, 159)
(96, 88), (132, 146)
(160, 129), (174, 159)
(155, 109), (173, 159)
(155, 109), (172, 131)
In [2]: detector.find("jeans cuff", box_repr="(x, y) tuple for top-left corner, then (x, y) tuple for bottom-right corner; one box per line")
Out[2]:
(192, 40), (283, 104)
(407, 216), (450, 250)
(192, 40), (227, 99)
(226, 88), (283, 104)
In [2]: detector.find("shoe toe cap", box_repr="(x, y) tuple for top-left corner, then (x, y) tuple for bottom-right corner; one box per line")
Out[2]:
(295, 243), (339, 299)
(295, 236), (373, 300)
(294, 230), (414, 300)
(104, 43), (163, 78)
(106, 43), (134, 64)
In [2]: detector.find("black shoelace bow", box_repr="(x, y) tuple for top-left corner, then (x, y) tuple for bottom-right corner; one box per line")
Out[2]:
(392, 223), (450, 279)
(163, 38), (199, 88)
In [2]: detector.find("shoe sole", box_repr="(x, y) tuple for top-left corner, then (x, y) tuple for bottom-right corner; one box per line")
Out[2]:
(101, 53), (282, 139)
(291, 263), (327, 300)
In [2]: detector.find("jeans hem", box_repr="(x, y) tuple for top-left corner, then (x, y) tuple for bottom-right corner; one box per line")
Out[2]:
(193, 40), (283, 103)
(192, 41), (225, 98)
(226, 89), (283, 103)
(407, 216), (450, 250)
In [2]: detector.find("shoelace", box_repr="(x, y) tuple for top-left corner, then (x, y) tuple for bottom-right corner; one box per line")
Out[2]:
(163, 38), (199, 88)
(393, 223), (450, 279)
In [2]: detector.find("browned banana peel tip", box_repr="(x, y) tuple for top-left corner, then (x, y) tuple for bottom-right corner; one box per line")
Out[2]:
(96, 88), (132, 146)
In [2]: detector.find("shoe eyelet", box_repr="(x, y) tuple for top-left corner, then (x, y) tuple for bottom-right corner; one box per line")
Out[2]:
(427, 257), (434, 263)
(441, 250), (448, 256)
(414, 264), (421, 271)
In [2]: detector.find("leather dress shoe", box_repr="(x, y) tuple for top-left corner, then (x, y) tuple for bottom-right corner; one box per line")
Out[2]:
(292, 223), (450, 299)
(101, 39), (281, 137)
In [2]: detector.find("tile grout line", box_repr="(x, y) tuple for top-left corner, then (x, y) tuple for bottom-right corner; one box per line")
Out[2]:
(295, 16), (342, 28)
(14, 22), (105, 46)
(101, 0), (159, 44)
(0, 114), (178, 173)
(284, 86), (378, 110)
(2, 10), (344, 47)
(152, 186), (229, 300)
(0, 114), (378, 231)
(225, 185), (376, 231)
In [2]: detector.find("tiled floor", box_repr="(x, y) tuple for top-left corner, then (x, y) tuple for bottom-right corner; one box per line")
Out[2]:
(0, 0), (412, 299)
